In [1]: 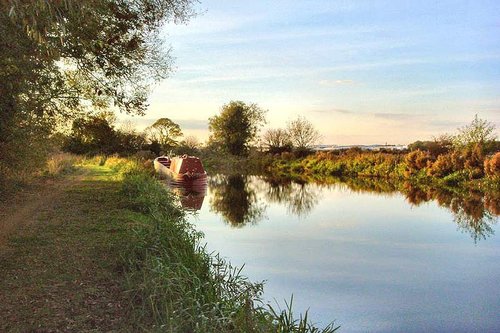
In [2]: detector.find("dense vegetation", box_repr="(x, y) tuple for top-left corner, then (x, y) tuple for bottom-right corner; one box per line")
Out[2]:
(267, 116), (499, 190)
(0, 0), (194, 187)
(269, 148), (499, 189)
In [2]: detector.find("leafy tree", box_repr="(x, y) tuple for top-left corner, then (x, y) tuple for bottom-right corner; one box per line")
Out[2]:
(146, 118), (183, 150)
(453, 115), (497, 152)
(64, 115), (118, 155)
(116, 131), (146, 155)
(286, 116), (321, 151)
(64, 114), (147, 155)
(262, 128), (292, 154)
(208, 101), (266, 156)
(0, 0), (195, 182)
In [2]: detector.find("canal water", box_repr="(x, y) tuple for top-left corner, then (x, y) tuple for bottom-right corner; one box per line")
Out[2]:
(168, 174), (499, 332)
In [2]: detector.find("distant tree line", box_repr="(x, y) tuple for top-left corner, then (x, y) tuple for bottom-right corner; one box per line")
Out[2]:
(270, 115), (500, 182)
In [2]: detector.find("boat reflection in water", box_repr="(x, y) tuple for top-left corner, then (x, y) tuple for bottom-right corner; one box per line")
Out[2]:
(154, 155), (208, 211)
(165, 177), (207, 211)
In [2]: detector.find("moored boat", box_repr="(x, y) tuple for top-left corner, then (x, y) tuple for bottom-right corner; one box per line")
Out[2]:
(154, 155), (207, 182)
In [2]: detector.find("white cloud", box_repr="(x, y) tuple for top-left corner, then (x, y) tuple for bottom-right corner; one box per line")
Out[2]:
(319, 79), (356, 86)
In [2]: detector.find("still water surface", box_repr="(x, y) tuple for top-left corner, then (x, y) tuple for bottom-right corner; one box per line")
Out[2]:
(168, 175), (499, 332)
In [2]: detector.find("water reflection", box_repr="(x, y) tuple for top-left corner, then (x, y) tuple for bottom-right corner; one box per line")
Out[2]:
(323, 177), (499, 243)
(263, 178), (320, 217)
(166, 173), (498, 242)
(164, 178), (207, 211)
(208, 174), (267, 227)
(404, 184), (499, 243)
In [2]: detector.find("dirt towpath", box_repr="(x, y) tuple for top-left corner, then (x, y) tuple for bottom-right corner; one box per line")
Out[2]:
(0, 166), (133, 332)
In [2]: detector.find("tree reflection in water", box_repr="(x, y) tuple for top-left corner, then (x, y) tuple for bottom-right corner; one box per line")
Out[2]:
(208, 174), (267, 227)
(207, 174), (499, 241)
(405, 184), (499, 243)
(263, 178), (319, 218)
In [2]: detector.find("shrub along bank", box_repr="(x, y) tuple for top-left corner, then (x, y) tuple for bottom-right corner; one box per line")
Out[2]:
(268, 148), (500, 191)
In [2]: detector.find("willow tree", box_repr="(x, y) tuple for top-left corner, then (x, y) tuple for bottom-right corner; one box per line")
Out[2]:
(0, 0), (195, 182)
(208, 101), (266, 156)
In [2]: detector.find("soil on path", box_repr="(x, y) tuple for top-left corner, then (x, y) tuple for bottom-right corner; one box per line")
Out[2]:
(0, 171), (86, 247)
(0, 166), (133, 332)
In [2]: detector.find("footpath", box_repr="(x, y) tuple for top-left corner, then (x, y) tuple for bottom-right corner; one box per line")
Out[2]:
(0, 166), (133, 332)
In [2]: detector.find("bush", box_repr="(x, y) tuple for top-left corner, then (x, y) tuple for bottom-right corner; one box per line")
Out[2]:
(427, 153), (454, 178)
(462, 144), (484, 179)
(403, 150), (432, 177)
(484, 152), (500, 177)
(44, 153), (80, 176)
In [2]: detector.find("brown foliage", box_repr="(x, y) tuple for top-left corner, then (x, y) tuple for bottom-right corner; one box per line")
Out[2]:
(404, 150), (432, 176)
(427, 154), (454, 177)
(463, 144), (484, 178)
(484, 152), (500, 176)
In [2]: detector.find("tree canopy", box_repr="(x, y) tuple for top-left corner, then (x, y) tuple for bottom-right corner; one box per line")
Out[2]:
(453, 115), (497, 151)
(286, 116), (321, 150)
(262, 128), (292, 154)
(0, 0), (195, 182)
(208, 101), (266, 156)
(63, 113), (146, 155)
(146, 118), (183, 149)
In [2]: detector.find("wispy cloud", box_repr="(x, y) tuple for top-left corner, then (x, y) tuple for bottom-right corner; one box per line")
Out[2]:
(312, 108), (354, 114)
(319, 79), (356, 86)
(372, 113), (423, 120)
(149, 0), (500, 145)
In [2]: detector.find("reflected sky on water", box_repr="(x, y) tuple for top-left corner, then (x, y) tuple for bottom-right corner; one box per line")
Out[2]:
(169, 175), (500, 332)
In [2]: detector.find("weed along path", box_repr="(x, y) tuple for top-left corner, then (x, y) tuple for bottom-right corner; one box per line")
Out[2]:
(0, 165), (133, 332)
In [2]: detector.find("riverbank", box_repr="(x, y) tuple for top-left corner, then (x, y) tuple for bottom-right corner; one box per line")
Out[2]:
(265, 150), (500, 193)
(0, 157), (340, 332)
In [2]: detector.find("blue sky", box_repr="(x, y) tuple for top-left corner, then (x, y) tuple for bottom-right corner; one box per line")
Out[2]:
(121, 0), (500, 144)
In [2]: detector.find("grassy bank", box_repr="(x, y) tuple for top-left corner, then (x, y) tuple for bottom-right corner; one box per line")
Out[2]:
(107, 156), (340, 332)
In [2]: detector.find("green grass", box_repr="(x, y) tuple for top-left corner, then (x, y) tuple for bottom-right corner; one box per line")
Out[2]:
(0, 165), (134, 331)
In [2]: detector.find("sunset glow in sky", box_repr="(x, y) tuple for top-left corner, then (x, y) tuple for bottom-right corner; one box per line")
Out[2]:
(120, 0), (500, 145)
